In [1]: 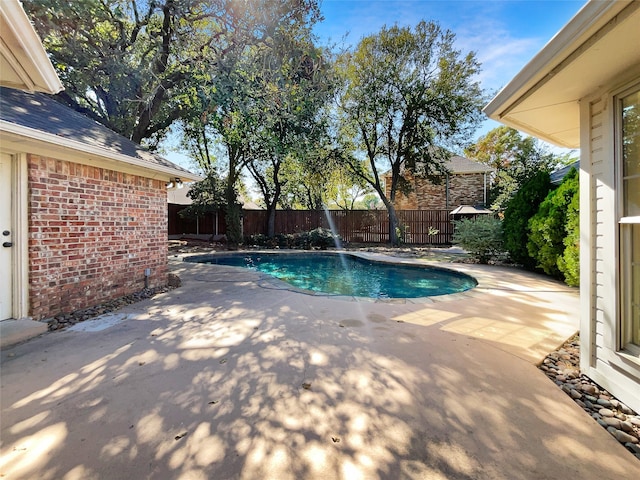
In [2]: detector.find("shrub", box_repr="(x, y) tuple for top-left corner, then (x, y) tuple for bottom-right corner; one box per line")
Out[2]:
(527, 169), (578, 279)
(503, 170), (552, 269)
(453, 215), (504, 264)
(558, 190), (580, 286)
(308, 228), (341, 249)
(244, 228), (340, 250)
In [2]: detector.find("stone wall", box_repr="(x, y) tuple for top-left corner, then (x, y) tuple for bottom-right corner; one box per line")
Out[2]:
(388, 173), (487, 209)
(27, 155), (168, 320)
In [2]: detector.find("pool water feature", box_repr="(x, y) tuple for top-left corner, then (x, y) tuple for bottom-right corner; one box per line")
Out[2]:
(185, 252), (477, 299)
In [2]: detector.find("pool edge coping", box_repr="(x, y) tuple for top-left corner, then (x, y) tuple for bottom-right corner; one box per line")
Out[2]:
(173, 249), (486, 305)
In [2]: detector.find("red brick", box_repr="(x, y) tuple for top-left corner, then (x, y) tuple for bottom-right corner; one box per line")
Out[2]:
(27, 154), (168, 320)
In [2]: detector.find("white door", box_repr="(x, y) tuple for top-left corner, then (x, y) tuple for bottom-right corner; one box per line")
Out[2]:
(0, 153), (13, 320)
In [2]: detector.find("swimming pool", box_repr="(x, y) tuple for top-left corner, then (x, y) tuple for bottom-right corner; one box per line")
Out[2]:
(185, 252), (477, 299)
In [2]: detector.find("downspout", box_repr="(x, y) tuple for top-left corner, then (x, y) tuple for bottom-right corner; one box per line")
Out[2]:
(483, 172), (487, 206)
(446, 174), (450, 209)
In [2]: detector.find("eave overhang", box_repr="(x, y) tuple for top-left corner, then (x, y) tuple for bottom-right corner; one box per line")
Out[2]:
(0, 0), (63, 94)
(484, 0), (640, 149)
(0, 120), (202, 183)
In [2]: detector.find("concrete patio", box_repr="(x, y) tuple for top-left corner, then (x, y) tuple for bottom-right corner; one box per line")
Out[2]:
(1, 255), (638, 479)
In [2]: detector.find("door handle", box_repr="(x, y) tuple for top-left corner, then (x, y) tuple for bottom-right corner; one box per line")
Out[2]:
(2, 242), (13, 248)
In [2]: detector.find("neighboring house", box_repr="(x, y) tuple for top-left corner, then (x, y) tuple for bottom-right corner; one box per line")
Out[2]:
(485, 0), (640, 412)
(0, 0), (200, 328)
(550, 160), (580, 186)
(167, 187), (262, 239)
(385, 156), (494, 210)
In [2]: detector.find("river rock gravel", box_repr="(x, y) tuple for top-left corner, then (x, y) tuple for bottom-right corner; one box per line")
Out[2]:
(539, 334), (640, 461)
(46, 284), (176, 331)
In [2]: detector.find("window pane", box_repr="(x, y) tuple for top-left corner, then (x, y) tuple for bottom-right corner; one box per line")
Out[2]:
(622, 90), (640, 179)
(624, 177), (640, 217)
(632, 224), (640, 346)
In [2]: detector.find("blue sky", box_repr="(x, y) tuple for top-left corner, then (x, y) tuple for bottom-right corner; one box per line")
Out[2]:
(315, 0), (585, 97)
(166, 0), (586, 168)
(314, 0), (585, 138)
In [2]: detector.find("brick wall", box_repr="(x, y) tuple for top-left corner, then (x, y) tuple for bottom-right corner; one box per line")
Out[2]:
(388, 173), (487, 210)
(28, 155), (168, 320)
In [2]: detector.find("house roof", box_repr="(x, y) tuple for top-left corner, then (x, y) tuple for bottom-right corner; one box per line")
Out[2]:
(446, 155), (494, 174)
(484, 0), (640, 148)
(167, 185), (263, 210)
(449, 205), (492, 215)
(0, 87), (201, 182)
(0, 0), (63, 94)
(384, 155), (493, 179)
(550, 160), (580, 185)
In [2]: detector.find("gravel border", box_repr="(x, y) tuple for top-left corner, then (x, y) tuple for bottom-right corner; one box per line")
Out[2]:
(540, 334), (640, 461)
(46, 283), (177, 331)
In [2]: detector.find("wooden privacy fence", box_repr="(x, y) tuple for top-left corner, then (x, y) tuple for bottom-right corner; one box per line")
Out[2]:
(242, 209), (454, 244)
(169, 206), (455, 244)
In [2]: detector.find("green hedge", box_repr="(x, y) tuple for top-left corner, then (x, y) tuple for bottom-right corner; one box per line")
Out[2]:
(502, 171), (552, 269)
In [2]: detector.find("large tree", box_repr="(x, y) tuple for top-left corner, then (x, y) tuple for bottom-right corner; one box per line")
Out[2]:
(464, 126), (569, 211)
(242, 26), (337, 236)
(336, 21), (484, 245)
(24, 0), (320, 147)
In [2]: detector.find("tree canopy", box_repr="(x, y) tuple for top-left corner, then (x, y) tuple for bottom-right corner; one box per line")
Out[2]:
(465, 126), (572, 210)
(25, 0), (321, 147)
(335, 21), (485, 244)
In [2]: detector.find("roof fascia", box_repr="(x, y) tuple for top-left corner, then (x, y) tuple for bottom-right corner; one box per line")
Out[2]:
(0, 0), (63, 94)
(483, 0), (629, 120)
(0, 120), (202, 181)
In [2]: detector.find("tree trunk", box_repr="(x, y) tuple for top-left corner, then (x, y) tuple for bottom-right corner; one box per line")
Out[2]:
(267, 206), (277, 238)
(387, 202), (400, 246)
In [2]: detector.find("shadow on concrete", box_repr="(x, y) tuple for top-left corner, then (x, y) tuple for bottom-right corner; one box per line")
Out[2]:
(1, 260), (637, 479)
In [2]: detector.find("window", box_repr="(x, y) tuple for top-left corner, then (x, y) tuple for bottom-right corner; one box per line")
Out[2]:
(620, 86), (640, 349)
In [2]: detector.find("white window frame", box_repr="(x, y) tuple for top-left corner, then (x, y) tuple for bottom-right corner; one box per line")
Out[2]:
(617, 81), (640, 356)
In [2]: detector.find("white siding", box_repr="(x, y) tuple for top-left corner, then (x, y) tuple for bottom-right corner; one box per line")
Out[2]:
(581, 91), (640, 413)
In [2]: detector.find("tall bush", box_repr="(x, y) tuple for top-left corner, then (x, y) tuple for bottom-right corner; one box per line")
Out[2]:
(527, 169), (578, 279)
(558, 189), (580, 286)
(502, 170), (551, 269)
(453, 216), (504, 264)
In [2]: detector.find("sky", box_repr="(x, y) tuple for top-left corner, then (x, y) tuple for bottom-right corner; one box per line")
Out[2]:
(165, 0), (586, 170)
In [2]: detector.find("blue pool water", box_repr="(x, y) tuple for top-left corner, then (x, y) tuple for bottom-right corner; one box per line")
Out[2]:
(185, 252), (476, 299)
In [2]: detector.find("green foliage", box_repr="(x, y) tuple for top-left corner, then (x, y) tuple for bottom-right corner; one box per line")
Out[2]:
(178, 171), (225, 219)
(224, 202), (243, 248)
(335, 20), (485, 245)
(245, 228), (340, 249)
(502, 170), (552, 269)
(25, 0), (321, 146)
(453, 216), (504, 264)
(558, 189), (580, 286)
(465, 126), (571, 211)
(528, 169), (579, 280)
